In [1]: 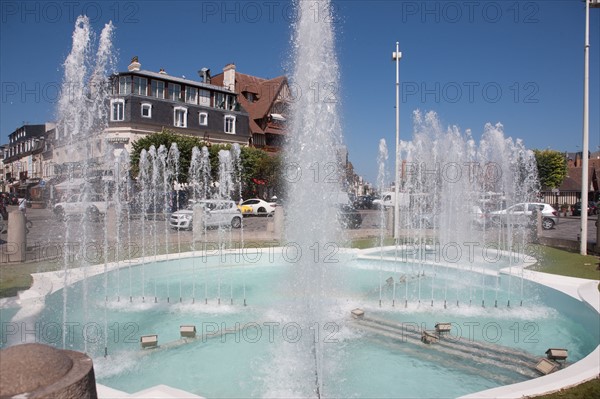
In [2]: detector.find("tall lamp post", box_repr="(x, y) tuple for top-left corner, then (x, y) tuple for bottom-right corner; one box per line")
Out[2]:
(581, 0), (600, 255)
(392, 42), (402, 240)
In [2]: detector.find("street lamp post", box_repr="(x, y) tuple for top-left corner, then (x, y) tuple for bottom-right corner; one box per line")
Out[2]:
(392, 42), (402, 240)
(581, 0), (600, 255)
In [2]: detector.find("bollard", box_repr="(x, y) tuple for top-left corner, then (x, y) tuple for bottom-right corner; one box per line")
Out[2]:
(6, 210), (26, 262)
(386, 206), (394, 237)
(273, 207), (284, 240)
(105, 207), (117, 238)
(192, 205), (205, 241)
(595, 216), (600, 253)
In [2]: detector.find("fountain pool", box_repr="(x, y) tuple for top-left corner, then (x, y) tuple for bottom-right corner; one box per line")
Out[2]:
(2, 1), (598, 398)
(2, 248), (597, 398)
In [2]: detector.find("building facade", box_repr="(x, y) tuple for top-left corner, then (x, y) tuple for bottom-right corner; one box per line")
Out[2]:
(3, 124), (49, 197)
(211, 64), (289, 151)
(102, 58), (251, 158)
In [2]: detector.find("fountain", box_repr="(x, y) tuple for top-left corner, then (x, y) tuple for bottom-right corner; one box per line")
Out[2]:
(1, 2), (599, 399)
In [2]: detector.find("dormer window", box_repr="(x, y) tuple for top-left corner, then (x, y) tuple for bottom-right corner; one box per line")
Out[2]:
(110, 99), (125, 121)
(174, 106), (187, 128)
(199, 112), (208, 126)
(224, 115), (236, 134)
(141, 103), (152, 118)
(244, 92), (256, 102)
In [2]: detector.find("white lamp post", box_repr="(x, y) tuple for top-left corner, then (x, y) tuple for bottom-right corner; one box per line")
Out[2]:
(581, 0), (600, 255)
(392, 42), (402, 240)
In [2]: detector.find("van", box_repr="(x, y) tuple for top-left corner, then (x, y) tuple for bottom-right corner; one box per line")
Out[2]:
(372, 192), (410, 208)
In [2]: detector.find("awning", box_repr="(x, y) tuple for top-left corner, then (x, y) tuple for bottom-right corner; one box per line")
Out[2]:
(53, 178), (86, 190)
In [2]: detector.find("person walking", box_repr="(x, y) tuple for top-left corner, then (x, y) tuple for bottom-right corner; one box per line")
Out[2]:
(18, 197), (27, 214)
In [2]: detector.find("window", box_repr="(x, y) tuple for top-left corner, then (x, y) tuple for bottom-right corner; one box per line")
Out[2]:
(215, 92), (225, 109)
(111, 99), (125, 121)
(186, 86), (197, 104)
(199, 112), (208, 126)
(199, 89), (210, 106)
(509, 204), (524, 213)
(226, 94), (237, 110)
(151, 80), (165, 99)
(141, 103), (152, 118)
(224, 115), (236, 134)
(133, 76), (147, 96)
(174, 106), (187, 128)
(170, 84), (182, 102)
(119, 76), (131, 94)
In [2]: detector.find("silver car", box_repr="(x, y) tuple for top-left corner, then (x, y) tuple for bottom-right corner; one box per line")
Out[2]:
(169, 200), (242, 230)
(490, 202), (558, 230)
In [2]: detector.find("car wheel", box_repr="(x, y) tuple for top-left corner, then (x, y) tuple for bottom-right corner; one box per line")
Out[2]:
(231, 216), (242, 229)
(54, 206), (65, 221)
(542, 218), (555, 230)
(257, 207), (267, 215)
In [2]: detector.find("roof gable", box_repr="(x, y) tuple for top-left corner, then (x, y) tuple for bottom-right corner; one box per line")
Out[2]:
(212, 72), (288, 134)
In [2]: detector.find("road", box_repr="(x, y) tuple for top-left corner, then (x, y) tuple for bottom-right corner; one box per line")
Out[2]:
(1, 206), (598, 263)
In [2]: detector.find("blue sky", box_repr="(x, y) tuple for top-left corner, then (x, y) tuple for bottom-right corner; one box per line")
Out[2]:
(1, 0), (599, 184)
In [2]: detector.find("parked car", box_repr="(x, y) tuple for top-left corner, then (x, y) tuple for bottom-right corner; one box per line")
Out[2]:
(53, 193), (111, 221)
(169, 200), (242, 230)
(239, 198), (277, 216)
(353, 195), (374, 210)
(490, 202), (558, 230)
(571, 201), (598, 216)
(337, 204), (363, 229)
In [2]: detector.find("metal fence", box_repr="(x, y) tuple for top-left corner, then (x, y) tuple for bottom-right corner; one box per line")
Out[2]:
(540, 190), (581, 208)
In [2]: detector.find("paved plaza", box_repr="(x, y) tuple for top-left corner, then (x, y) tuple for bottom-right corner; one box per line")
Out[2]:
(1, 205), (599, 264)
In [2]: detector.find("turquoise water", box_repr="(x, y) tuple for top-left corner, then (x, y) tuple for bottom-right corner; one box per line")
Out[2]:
(1, 254), (598, 398)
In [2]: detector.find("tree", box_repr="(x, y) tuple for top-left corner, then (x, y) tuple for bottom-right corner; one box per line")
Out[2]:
(130, 129), (206, 182)
(129, 129), (282, 199)
(533, 149), (567, 189)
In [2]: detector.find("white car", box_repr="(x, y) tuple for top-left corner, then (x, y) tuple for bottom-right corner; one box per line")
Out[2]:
(490, 202), (558, 230)
(239, 198), (277, 216)
(53, 193), (111, 221)
(169, 200), (242, 230)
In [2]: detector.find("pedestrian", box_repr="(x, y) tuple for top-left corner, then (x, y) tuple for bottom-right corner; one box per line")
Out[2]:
(18, 197), (27, 214)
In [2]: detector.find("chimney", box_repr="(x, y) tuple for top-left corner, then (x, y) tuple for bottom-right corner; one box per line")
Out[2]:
(158, 68), (167, 74)
(223, 63), (236, 91)
(128, 56), (141, 72)
(198, 67), (211, 84)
